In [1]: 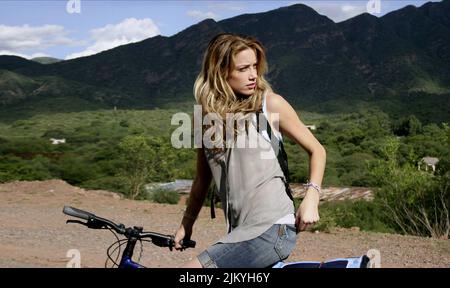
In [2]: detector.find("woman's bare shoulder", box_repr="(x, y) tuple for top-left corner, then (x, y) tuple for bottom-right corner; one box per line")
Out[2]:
(265, 91), (291, 114)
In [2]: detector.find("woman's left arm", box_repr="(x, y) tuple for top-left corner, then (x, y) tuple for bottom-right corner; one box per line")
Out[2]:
(266, 92), (326, 232)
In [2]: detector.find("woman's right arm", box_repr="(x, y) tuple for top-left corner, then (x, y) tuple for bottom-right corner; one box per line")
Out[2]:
(174, 148), (212, 249)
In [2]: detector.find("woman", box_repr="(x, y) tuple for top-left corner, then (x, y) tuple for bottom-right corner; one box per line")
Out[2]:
(174, 33), (326, 268)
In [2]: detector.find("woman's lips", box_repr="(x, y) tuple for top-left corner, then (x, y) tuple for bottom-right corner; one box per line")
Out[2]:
(247, 83), (256, 88)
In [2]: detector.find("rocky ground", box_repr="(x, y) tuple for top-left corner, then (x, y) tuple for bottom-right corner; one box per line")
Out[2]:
(0, 179), (449, 268)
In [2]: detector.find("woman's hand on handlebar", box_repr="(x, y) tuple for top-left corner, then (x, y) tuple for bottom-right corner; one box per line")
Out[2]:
(174, 223), (192, 251)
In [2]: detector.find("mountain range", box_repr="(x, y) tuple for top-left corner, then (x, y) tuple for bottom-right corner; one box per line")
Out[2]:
(0, 0), (449, 123)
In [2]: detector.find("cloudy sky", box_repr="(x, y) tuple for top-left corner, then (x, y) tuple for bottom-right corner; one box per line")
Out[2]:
(0, 0), (440, 60)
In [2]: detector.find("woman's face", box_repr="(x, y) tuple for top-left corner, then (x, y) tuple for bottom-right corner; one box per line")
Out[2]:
(227, 48), (258, 97)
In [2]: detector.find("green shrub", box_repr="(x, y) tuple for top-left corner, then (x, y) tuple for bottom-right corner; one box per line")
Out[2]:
(80, 176), (129, 195)
(0, 155), (53, 181)
(147, 189), (180, 204)
(369, 138), (450, 238)
(293, 197), (394, 233)
(314, 200), (395, 233)
(41, 129), (70, 139)
(58, 155), (100, 185)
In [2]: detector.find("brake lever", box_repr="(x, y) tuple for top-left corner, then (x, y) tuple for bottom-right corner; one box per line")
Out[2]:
(66, 218), (106, 229)
(66, 219), (87, 226)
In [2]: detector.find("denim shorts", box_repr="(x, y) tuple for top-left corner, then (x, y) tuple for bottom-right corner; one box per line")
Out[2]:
(197, 224), (297, 268)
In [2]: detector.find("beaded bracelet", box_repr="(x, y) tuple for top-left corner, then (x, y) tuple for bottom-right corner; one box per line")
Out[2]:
(303, 181), (322, 196)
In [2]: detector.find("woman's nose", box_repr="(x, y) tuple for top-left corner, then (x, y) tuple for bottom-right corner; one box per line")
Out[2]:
(249, 68), (257, 79)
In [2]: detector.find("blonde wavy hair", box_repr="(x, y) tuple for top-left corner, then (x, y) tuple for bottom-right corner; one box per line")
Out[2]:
(194, 33), (272, 116)
(194, 33), (273, 149)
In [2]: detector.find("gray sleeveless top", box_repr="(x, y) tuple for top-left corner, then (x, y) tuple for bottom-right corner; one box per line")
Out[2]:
(204, 91), (295, 243)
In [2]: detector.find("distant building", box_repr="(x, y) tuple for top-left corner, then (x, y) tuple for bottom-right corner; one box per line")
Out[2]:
(50, 138), (66, 145)
(418, 157), (439, 172)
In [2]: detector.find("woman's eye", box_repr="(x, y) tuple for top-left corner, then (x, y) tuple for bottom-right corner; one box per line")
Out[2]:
(238, 65), (257, 72)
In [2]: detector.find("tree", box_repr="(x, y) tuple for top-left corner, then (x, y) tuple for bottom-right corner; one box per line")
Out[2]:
(369, 137), (449, 239)
(118, 135), (154, 200)
(393, 115), (423, 136)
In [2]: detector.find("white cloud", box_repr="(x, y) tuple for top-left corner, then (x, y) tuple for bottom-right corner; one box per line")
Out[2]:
(0, 24), (78, 53)
(341, 4), (366, 14)
(186, 10), (218, 20)
(323, 4), (367, 22)
(65, 18), (160, 60)
(0, 50), (51, 60)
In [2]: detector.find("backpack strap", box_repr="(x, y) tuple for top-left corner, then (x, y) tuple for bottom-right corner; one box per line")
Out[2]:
(256, 110), (294, 201)
(210, 192), (215, 219)
(210, 148), (231, 220)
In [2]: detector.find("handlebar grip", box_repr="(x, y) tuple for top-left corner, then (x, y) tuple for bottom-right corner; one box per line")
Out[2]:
(180, 239), (196, 248)
(63, 206), (95, 220)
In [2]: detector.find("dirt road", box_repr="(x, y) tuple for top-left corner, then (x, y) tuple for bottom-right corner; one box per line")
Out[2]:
(0, 179), (449, 268)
